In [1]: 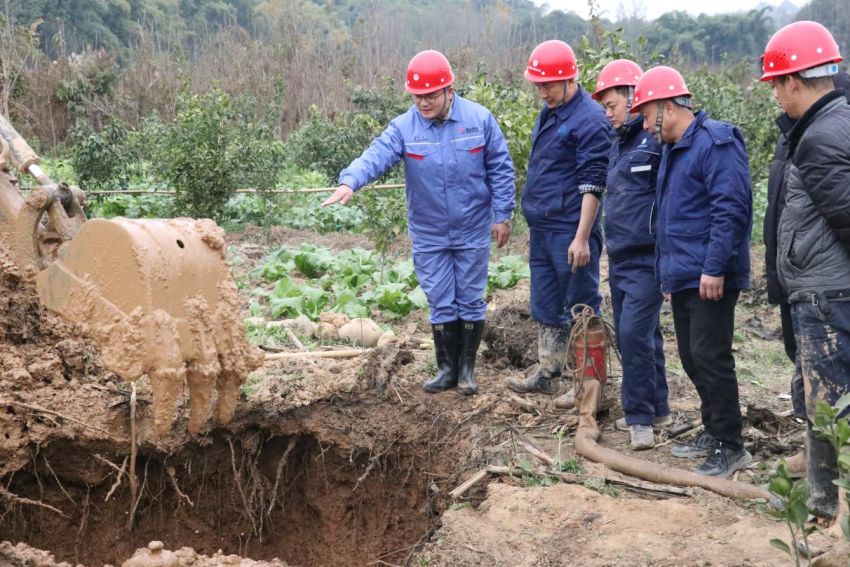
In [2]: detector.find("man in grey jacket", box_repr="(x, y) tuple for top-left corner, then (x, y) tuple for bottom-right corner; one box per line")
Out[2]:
(763, 69), (850, 478)
(761, 21), (850, 525)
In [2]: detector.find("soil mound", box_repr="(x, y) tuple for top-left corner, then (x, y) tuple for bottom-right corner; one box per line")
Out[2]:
(483, 302), (537, 369)
(0, 248), (107, 476)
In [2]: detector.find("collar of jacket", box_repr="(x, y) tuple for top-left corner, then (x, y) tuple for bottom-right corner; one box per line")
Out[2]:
(775, 112), (795, 136)
(833, 69), (850, 93)
(540, 84), (588, 121)
(787, 90), (845, 154)
(618, 114), (644, 139)
(667, 109), (706, 151)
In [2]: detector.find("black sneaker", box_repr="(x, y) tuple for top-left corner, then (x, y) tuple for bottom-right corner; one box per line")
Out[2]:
(696, 444), (752, 478)
(670, 430), (716, 458)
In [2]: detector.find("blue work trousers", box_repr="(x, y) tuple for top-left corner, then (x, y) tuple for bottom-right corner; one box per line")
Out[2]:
(413, 247), (489, 324)
(529, 228), (602, 327)
(609, 257), (669, 425)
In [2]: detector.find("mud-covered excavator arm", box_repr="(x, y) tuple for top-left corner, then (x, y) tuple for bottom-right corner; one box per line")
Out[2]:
(0, 115), (263, 436)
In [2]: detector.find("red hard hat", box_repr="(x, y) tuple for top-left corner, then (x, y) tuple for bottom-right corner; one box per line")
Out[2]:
(631, 66), (691, 112)
(760, 21), (843, 82)
(524, 40), (578, 82)
(592, 59), (643, 100)
(405, 50), (455, 95)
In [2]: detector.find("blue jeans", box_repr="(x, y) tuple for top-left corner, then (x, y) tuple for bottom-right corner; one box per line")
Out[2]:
(792, 293), (850, 421)
(413, 247), (489, 324)
(528, 228), (602, 327)
(609, 256), (668, 426)
(792, 292), (850, 519)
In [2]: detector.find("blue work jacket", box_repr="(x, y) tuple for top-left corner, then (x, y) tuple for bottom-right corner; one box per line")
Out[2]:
(655, 110), (752, 294)
(338, 95), (516, 252)
(604, 116), (662, 262)
(522, 86), (611, 232)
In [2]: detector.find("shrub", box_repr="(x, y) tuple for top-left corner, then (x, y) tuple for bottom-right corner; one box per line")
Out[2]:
(72, 120), (135, 190)
(151, 89), (285, 221)
(284, 106), (386, 180)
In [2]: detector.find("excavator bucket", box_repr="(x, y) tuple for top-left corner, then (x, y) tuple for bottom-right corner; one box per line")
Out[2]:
(36, 217), (263, 435)
(0, 115), (262, 436)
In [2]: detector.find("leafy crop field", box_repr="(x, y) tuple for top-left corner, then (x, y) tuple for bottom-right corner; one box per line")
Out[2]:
(246, 242), (529, 322)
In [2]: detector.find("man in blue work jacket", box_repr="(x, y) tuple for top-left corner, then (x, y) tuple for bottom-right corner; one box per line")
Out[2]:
(323, 50), (516, 396)
(506, 40), (611, 396)
(593, 60), (670, 451)
(632, 66), (753, 478)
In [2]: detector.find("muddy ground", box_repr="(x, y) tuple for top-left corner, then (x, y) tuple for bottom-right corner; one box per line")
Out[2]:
(0, 225), (839, 566)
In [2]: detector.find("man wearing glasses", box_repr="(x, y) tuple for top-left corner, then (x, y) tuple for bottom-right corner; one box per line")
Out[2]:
(323, 50), (516, 397)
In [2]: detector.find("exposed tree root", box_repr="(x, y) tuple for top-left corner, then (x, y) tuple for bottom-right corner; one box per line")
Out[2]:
(0, 486), (68, 518)
(267, 438), (297, 516)
(1, 399), (113, 437)
(127, 383), (138, 531)
(104, 456), (128, 502)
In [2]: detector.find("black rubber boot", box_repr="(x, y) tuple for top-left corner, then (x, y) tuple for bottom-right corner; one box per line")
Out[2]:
(807, 423), (839, 519)
(423, 321), (461, 393)
(457, 320), (484, 396)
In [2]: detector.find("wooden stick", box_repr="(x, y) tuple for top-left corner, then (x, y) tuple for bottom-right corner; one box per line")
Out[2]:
(486, 465), (531, 476)
(77, 183), (405, 196)
(449, 468), (491, 498)
(482, 466), (690, 497)
(544, 469), (690, 496)
(1, 399), (113, 437)
(283, 326), (306, 351)
(264, 349), (370, 361)
(506, 393), (542, 413)
(515, 434), (556, 467)
(665, 420), (700, 439)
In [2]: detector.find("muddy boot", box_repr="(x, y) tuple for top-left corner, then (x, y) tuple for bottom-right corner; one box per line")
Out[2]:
(423, 321), (461, 393)
(506, 324), (568, 395)
(807, 424), (839, 520)
(457, 320), (484, 396)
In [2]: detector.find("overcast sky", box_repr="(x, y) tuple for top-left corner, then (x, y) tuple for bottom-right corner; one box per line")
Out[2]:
(535, 0), (796, 21)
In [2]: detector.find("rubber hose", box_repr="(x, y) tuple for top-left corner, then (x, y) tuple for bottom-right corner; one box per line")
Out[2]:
(574, 426), (771, 501)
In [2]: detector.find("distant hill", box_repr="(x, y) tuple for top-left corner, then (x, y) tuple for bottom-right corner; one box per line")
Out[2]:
(758, 0), (800, 26)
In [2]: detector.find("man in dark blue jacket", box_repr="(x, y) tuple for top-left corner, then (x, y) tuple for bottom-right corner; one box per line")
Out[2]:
(632, 66), (753, 478)
(506, 40), (611, 396)
(593, 60), (669, 451)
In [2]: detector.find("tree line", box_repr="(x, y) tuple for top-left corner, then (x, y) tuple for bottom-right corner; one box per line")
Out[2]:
(11, 0), (849, 66)
(1, 0), (848, 152)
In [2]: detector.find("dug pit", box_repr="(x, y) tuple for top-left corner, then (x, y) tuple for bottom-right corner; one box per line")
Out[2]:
(0, 395), (466, 566)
